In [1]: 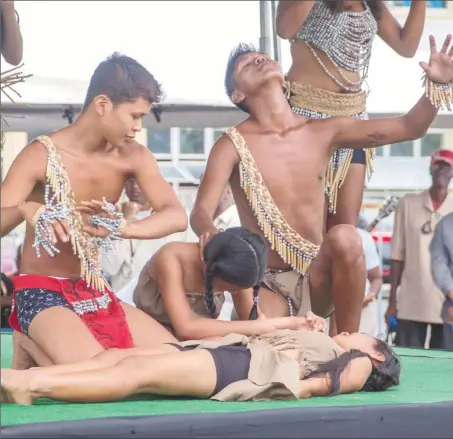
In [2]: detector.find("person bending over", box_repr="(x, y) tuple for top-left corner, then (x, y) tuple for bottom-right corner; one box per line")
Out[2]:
(133, 227), (325, 340)
(0, 329), (400, 405)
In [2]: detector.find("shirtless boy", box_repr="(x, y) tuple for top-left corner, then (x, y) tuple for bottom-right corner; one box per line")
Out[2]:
(1, 53), (188, 366)
(191, 36), (453, 334)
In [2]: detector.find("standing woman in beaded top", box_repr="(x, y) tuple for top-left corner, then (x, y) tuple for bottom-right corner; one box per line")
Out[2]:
(277, 0), (426, 229)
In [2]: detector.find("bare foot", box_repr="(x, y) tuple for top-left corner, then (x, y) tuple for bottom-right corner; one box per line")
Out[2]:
(0, 369), (34, 405)
(11, 332), (35, 370)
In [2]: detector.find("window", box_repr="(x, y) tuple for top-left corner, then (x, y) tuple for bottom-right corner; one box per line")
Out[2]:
(421, 133), (443, 157)
(27, 130), (48, 143)
(374, 147), (384, 157)
(179, 128), (204, 155)
(147, 129), (170, 154)
(390, 141), (414, 157)
(214, 129), (225, 142)
(390, 1), (446, 8)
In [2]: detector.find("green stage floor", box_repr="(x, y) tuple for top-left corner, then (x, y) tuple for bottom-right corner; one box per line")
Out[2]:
(1, 332), (452, 427)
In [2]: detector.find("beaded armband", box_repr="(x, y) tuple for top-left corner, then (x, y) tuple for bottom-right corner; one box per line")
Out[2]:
(88, 198), (125, 256)
(32, 203), (71, 258)
(423, 74), (453, 111)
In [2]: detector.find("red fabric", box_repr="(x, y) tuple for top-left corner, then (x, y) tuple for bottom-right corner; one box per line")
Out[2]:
(432, 201), (441, 212)
(11, 274), (133, 349)
(431, 149), (453, 167)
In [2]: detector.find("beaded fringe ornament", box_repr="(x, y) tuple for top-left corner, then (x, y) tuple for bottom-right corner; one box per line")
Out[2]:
(1, 64), (32, 148)
(225, 128), (320, 275)
(423, 74), (453, 111)
(35, 136), (110, 292)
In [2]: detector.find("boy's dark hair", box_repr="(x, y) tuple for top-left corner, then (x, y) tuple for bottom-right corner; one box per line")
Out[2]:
(203, 227), (267, 320)
(224, 43), (258, 115)
(306, 338), (401, 395)
(324, 0), (383, 21)
(83, 52), (163, 110)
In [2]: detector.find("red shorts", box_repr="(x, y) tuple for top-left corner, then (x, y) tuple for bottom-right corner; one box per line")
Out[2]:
(11, 274), (133, 349)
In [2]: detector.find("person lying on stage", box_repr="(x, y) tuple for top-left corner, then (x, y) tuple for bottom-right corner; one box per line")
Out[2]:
(0, 53), (189, 367)
(0, 328), (401, 406)
(190, 34), (453, 336)
(133, 226), (326, 340)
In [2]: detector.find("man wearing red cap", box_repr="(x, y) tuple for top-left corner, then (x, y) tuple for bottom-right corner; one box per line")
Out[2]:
(387, 148), (453, 349)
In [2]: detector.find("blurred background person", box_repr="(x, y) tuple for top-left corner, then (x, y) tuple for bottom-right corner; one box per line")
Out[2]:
(387, 149), (453, 349)
(357, 216), (383, 336)
(430, 211), (453, 350)
(0, 0), (23, 66)
(102, 178), (192, 293)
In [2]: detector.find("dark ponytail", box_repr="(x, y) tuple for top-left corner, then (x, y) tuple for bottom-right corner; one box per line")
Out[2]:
(202, 227), (268, 319)
(306, 339), (400, 395)
(204, 264), (217, 318)
(248, 284), (260, 320)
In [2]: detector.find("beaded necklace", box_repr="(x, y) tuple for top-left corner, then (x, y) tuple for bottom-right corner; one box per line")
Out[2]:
(32, 136), (123, 292)
(295, 1), (378, 92)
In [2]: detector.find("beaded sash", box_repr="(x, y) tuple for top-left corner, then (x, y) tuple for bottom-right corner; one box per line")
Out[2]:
(35, 136), (109, 292)
(225, 127), (320, 275)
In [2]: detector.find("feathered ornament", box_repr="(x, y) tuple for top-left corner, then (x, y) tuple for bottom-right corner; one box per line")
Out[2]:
(1, 64), (32, 148)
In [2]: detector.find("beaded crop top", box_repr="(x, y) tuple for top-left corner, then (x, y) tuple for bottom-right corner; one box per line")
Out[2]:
(294, 0), (378, 92)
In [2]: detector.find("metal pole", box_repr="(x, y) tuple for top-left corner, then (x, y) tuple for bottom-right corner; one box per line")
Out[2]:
(270, 0), (282, 63)
(259, 1), (272, 57)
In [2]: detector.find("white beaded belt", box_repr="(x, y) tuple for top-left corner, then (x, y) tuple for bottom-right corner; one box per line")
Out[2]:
(71, 293), (112, 316)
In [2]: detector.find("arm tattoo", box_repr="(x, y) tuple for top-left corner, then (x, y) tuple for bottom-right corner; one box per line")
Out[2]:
(364, 132), (387, 149)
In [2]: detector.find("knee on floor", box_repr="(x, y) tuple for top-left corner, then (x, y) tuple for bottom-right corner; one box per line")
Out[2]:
(326, 224), (363, 259)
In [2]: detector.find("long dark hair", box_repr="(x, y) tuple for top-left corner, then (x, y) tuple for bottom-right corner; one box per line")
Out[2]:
(323, 0), (383, 21)
(203, 227), (267, 320)
(306, 338), (400, 395)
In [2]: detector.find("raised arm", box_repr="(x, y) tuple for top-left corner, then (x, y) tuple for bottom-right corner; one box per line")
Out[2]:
(331, 35), (453, 151)
(378, 1), (426, 58)
(0, 1), (23, 66)
(121, 146), (187, 239)
(190, 135), (239, 237)
(299, 357), (372, 399)
(430, 215), (453, 302)
(276, 1), (315, 40)
(1, 141), (46, 236)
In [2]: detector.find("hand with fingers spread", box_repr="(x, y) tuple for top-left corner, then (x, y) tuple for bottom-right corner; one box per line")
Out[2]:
(19, 201), (72, 257)
(77, 198), (125, 239)
(420, 34), (453, 84)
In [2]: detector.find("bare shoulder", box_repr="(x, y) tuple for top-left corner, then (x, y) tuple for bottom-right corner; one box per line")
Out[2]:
(154, 242), (190, 278)
(208, 128), (241, 163)
(121, 139), (152, 162)
(6, 139), (49, 179)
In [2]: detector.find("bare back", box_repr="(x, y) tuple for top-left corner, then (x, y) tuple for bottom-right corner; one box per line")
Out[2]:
(10, 128), (145, 278)
(227, 116), (333, 269)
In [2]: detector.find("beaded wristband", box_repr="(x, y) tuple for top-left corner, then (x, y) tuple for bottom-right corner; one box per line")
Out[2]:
(88, 199), (125, 256)
(423, 74), (453, 111)
(32, 203), (71, 258)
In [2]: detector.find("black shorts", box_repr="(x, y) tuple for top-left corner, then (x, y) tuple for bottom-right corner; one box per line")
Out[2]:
(351, 148), (366, 165)
(168, 344), (251, 396)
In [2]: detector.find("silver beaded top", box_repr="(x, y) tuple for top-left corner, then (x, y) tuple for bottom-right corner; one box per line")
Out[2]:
(294, 0), (378, 91)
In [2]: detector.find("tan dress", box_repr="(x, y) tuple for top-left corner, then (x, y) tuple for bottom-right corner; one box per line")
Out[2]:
(180, 329), (344, 401)
(133, 265), (225, 336)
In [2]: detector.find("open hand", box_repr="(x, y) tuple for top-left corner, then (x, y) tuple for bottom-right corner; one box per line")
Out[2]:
(420, 34), (453, 84)
(293, 312), (327, 333)
(20, 201), (71, 245)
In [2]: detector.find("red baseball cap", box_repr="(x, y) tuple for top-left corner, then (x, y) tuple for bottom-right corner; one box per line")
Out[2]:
(431, 148), (453, 167)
